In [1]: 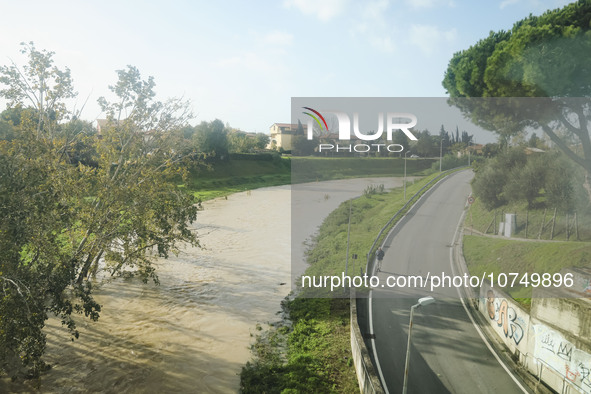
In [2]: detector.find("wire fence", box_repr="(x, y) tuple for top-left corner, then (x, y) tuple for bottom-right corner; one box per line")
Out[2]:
(473, 208), (591, 242)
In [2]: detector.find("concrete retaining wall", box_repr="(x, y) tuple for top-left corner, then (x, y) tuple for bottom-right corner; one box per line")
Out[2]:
(350, 296), (385, 394)
(478, 284), (591, 394)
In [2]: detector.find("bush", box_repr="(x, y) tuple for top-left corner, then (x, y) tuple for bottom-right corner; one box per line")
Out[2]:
(503, 155), (546, 208)
(471, 148), (585, 212)
(472, 165), (507, 209)
(545, 153), (575, 211)
(430, 154), (470, 172)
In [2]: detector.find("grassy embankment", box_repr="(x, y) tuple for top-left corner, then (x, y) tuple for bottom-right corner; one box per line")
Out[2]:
(463, 235), (591, 300)
(181, 155), (291, 201)
(240, 170), (452, 393)
(463, 198), (591, 304)
(181, 154), (436, 201)
(291, 156), (435, 183)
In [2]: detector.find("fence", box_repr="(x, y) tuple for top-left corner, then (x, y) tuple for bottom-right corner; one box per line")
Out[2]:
(475, 208), (590, 242)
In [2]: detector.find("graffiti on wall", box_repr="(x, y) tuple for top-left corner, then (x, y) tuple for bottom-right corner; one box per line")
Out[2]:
(534, 324), (591, 394)
(485, 290), (526, 346)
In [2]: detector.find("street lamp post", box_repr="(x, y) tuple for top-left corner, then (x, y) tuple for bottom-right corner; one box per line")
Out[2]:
(404, 151), (409, 201)
(439, 138), (443, 172)
(402, 296), (436, 394)
(344, 199), (352, 294)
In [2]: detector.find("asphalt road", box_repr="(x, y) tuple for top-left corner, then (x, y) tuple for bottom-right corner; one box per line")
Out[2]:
(371, 170), (530, 394)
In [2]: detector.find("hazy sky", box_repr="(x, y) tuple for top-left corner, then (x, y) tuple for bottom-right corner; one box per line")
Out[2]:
(0, 0), (574, 133)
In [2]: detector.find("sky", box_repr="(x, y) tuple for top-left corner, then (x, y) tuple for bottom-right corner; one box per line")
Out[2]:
(0, 0), (575, 134)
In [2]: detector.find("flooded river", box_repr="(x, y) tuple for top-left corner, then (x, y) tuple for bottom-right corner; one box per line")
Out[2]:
(3, 177), (406, 393)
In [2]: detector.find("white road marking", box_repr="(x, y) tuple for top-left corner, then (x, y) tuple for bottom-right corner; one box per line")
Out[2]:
(369, 289), (390, 394)
(449, 198), (529, 394)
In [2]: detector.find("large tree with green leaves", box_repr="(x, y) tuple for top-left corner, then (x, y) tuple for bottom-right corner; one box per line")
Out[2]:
(0, 44), (199, 378)
(192, 119), (230, 159)
(442, 0), (591, 198)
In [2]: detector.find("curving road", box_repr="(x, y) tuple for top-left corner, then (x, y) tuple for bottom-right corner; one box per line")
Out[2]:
(370, 170), (531, 394)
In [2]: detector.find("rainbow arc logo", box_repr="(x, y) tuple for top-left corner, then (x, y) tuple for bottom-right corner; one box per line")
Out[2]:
(302, 107), (329, 133)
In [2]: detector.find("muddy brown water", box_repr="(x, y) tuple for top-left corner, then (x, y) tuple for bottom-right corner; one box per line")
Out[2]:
(2, 178), (406, 393)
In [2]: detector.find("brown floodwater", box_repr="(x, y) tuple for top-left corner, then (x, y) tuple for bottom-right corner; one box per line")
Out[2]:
(2, 178), (405, 393)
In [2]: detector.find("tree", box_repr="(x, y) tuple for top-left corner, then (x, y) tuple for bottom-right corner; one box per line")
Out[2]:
(503, 154), (547, 208)
(414, 130), (437, 157)
(442, 1), (591, 198)
(0, 118), (15, 140)
(228, 130), (253, 153)
(439, 125), (451, 153)
(472, 148), (581, 211)
(482, 143), (500, 158)
(0, 48), (198, 378)
(461, 130), (473, 145)
(193, 119), (229, 159)
(0, 42), (76, 138)
(528, 133), (541, 148)
(254, 133), (270, 150)
(227, 130), (269, 153)
(392, 129), (409, 156)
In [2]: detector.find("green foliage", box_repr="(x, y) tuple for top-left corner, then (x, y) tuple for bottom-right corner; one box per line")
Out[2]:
(0, 45), (199, 379)
(503, 154), (547, 208)
(463, 235), (591, 299)
(292, 134), (317, 156)
(442, 1), (591, 192)
(482, 143), (501, 158)
(0, 119), (15, 140)
(240, 297), (354, 394)
(431, 154), (470, 172)
(228, 131), (270, 153)
(184, 156), (290, 201)
(443, 1), (591, 97)
(0, 42), (76, 137)
(363, 184), (385, 197)
(472, 148), (583, 211)
(413, 130), (437, 157)
(255, 132), (270, 149)
(291, 157), (436, 183)
(472, 165), (508, 210)
(191, 119), (229, 159)
(545, 160), (575, 211)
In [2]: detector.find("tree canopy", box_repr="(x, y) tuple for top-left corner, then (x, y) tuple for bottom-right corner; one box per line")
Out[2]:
(442, 0), (591, 197)
(0, 43), (199, 378)
(443, 1), (591, 98)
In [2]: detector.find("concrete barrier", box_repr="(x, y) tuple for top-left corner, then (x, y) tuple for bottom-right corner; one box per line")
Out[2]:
(478, 284), (591, 394)
(350, 294), (385, 394)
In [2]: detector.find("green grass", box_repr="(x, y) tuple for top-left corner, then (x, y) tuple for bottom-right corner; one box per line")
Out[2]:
(463, 235), (591, 301)
(182, 156), (436, 201)
(291, 156), (436, 183)
(182, 157), (291, 201)
(304, 171), (449, 282)
(241, 297), (356, 393)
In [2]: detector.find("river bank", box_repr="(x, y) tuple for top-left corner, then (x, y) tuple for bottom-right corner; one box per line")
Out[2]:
(3, 187), (292, 393)
(1, 177), (411, 393)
